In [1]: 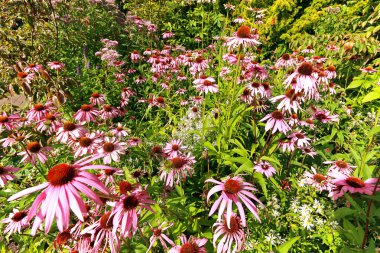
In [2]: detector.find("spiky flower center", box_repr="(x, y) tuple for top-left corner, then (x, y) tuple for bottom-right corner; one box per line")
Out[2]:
(327, 65), (336, 71)
(203, 80), (213, 86)
(153, 228), (162, 237)
(306, 118), (314, 124)
(12, 211), (27, 222)
(282, 53), (291, 60)
(224, 179), (240, 194)
(80, 104), (92, 112)
(55, 231), (71, 246)
(346, 177), (365, 188)
(0, 166), (4, 174)
(47, 164), (76, 186)
(236, 25), (251, 38)
(243, 88), (250, 95)
(171, 157), (187, 169)
(63, 122), (76, 131)
(295, 133), (304, 139)
(45, 113), (56, 121)
(123, 195), (139, 210)
(119, 181), (132, 194)
(336, 160), (348, 168)
(313, 174), (326, 183)
(180, 243), (196, 253)
(100, 212), (113, 229)
(103, 105), (112, 112)
(223, 215), (240, 234)
(103, 142), (115, 152)
(79, 137), (92, 147)
(251, 82), (260, 88)
(18, 72), (27, 78)
(151, 146), (162, 154)
(91, 92), (100, 98)
(271, 110), (284, 120)
(33, 103), (45, 111)
(156, 97), (165, 103)
(26, 142), (41, 153)
(171, 144), (180, 151)
(195, 57), (204, 63)
(297, 62), (313, 76)
(116, 126), (123, 131)
(0, 116), (9, 123)
(104, 169), (115, 176)
(192, 107), (198, 113)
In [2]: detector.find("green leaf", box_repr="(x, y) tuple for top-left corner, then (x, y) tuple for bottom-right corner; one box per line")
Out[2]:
(347, 79), (364, 89)
(275, 236), (300, 253)
(362, 91), (380, 103)
(334, 207), (357, 219)
(253, 172), (267, 198)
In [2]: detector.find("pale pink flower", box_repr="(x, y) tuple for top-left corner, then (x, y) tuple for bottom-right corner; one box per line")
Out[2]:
(275, 54), (297, 69)
(302, 167), (331, 192)
(74, 104), (99, 123)
(270, 89), (303, 113)
(163, 139), (187, 158)
(36, 112), (62, 133)
(56, 122), (87, 143)
(18, 141), (52, 165)
(0, 112), (20, 132)
(111, 189), (154, 238)
(213, 213), (245, 253)
(328, 171), (380, 200)
(284, 62), (318, 99)
(48, 61), (65, 70)
(98, 168), (123, 186)
(190, 56), (209, 74)
(162, 31), (175, 39)
(325, 65), (337, 79)
(90, 92), (105, 105)
(128, 137), (142, 147)
(1, 209), (29, 235)
(324, 160), (355, 175)
(359, 67), (376, 74)
(147, 222), (174, 252)
(288, 131), (310, 148)
(98, 137), (127, 164)
(72, 132), (100, 158)
(301, 46), (315, 54)
(254, 160), (276, 178)
(233, 16), (245, 23)
(24, 64), (43, 73)
(17, 72), (34, 84)
(260, 110), (290, 134)
(195, 79), (218, 94)
(81, 212), (120, 253)
(312, 109), (339, 123)
(0, 165), (20, 187)
(301, 146), (317, 157)
(278, 139), (295, 153)
(206, 176), (263, 227)
(26, 102), (55, 121)
(326, 44), (339, 51)
(110, 123), (129, 138)
(168, 235), (207, 253)
(100, 105), (119, 120)
(8, 157), (114, 235)
(225, 25), (260, 49)
(130, 50), (140, 62)
(159, 154), (195, 188)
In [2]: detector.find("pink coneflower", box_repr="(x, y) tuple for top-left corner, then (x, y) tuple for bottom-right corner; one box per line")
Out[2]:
(159, 154), (195, 188)
(302, 167), (331, 192)
(247, 82), (264, 97)
(72, 133), (100, 158)
(56, 122), (87, 143)
(299, 118), (315, 129)
(18, 141), (52, 165)
(1, 209), (29, 235)
(240, 88), (253, 103)
(26, 102), (55, 121)
(301, 146), (317, 157)
(275, 53), (297, 69)
(0, 165), (20, 187)
(206, 176), (263, 227)
(24, 64), (43, 73)
(168, 235), (207, 253)
(278, 138), (295, 153)
(346, 105), (352, 115)
(325, 65), (337, 79)
(260, 110), (290, 134)
(98, 137), (127, 164)
(147, 222), (175, 252)
(111, 189), (154, 238)
(17, 72), (34, 84)
(360, 67), (376, 74)
(193, 74), (216, 85)
(225, 25), (260, 49)
(8, 157), (114, 235)
(81, 212), (120, 253)
(36, 112), (62, 133)
(195, 79), (219, 94)
(213, 213), (245, 253)
(130, 50), (140, 62)
(190, 56), (209, 74)
(0, 112), (20, 132)
(74, 104), (99, 123)
(128, 137), (142, 147)
(324, 160), (355, 175)
(100, 105), (119, 120)
(271, 89), (303, 113)
(90, 92), (105, 105)
(254, 160), (276, 178)
(162, 31), (175, 39)
(284, 62), (318, 99)
(48, 61), (65, 70)
(328, 171), (380, 200)
(312, 109), (339, 123)
(98, 168), (123, 186)
(163, 139), (187, 158)
(288, 131), (310, 148)
(301, 45), (315, 54)
(219, 67), (231, 77)
(110, 123), (129, 138)
(326, 44), (339, 51)
(233, 16), (245, 23)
